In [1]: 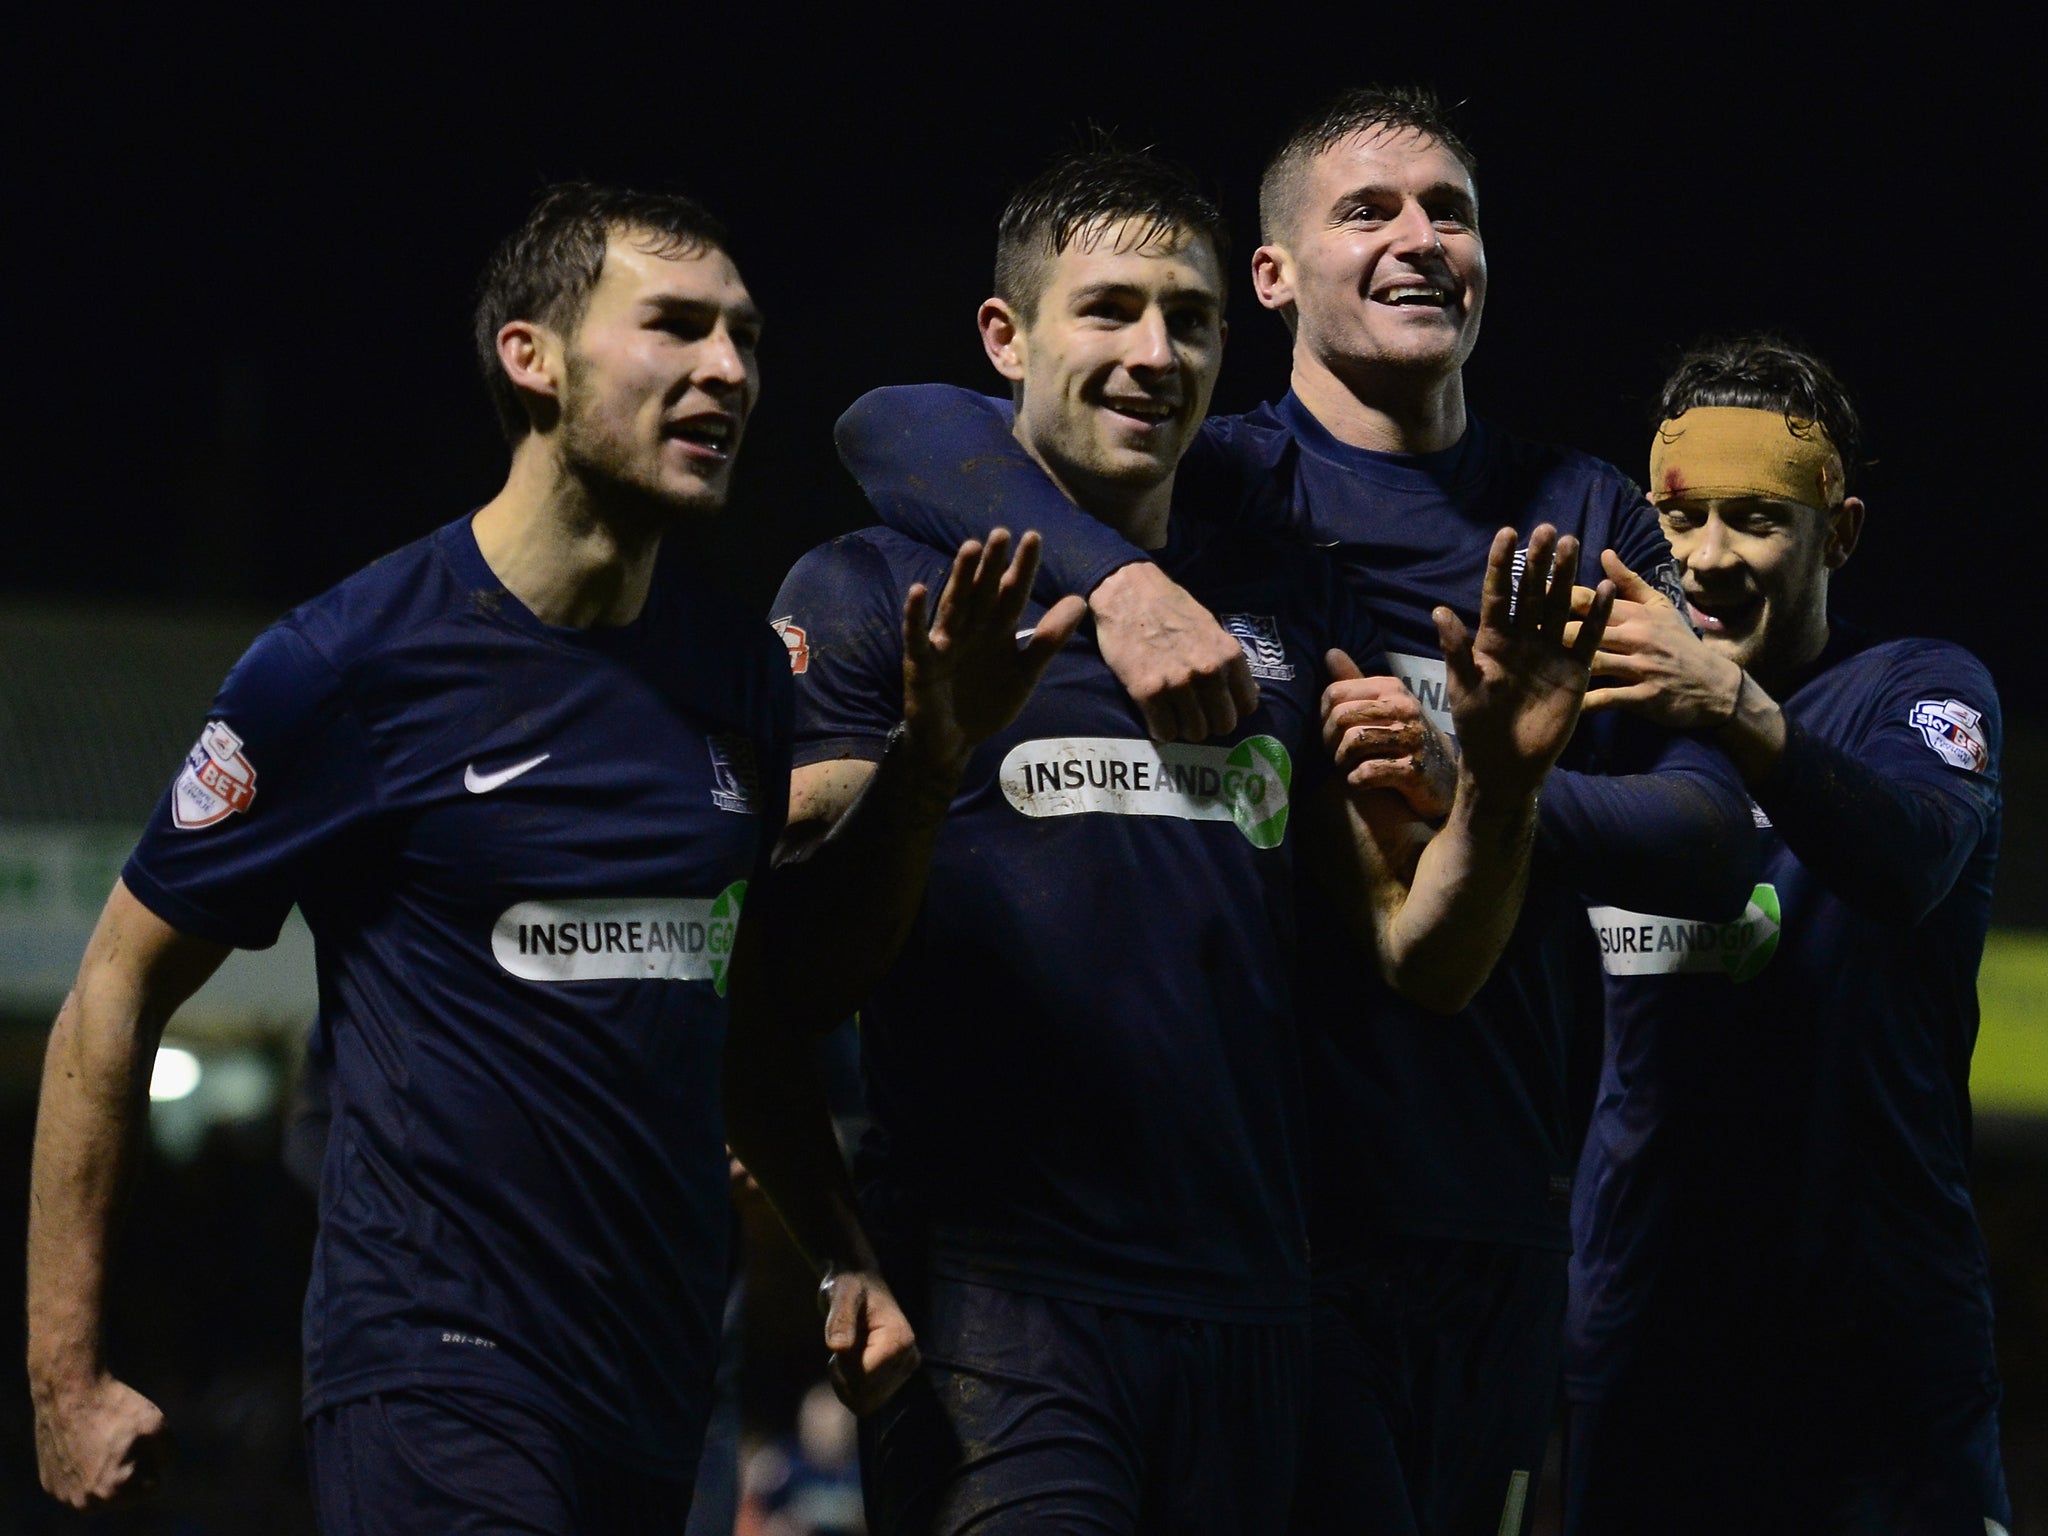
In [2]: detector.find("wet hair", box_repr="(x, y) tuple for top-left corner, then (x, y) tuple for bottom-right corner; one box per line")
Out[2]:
(1259, 85), (1479, 247)
(993, 139), (1228, 322)
(1657, 334), (1864, 492)
(474, 181), (731, 443)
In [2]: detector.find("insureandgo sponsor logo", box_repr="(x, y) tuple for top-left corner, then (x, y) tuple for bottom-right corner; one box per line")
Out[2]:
(997, 735), (1292, 849)
(1587, 883), (1781, 983)
(491, 881), (747, 995)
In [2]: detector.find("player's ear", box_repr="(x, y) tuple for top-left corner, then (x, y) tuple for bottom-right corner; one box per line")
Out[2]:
(978, 298), (1027, 385)
(1251, 244), (1297, 315)
(497, 319), (565, 428)
(1824, 495), (1865, 569)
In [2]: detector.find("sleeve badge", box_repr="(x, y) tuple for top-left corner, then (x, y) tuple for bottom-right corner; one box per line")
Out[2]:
(1908, 698), (1990, 773)
(171, 721), (259, 828)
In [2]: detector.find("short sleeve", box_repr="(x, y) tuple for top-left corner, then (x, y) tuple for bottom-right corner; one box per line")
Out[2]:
(770, 535), (910, 769)
(123, 622), (378, 949)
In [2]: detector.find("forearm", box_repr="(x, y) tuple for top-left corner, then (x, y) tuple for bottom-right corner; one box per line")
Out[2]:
(1374, 775), (1539, 1014)
(766, 730), (965, 1029)
(722, 991), (879, 1280)
(835, 385), (1145, 602)
(1752, 720), (1981, 924)
(26, 980), (157, 1393)
(1538, 762), (1757, 919)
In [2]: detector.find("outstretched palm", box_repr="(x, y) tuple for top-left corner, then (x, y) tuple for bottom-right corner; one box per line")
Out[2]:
(901, 529), (1088, 771)
(1438, 525), (1615, 803)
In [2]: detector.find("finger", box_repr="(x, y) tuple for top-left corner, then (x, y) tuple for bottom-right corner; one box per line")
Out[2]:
(1579, 680), (1662, 713)
(1474, 529), (1518, 638)
(1021, 594), (1088, 668)
(1138, 692), (1180, 743)
(823, 1276), (862, 1353)
(960, 528), (1013, 629)
(1540, 534), (1582, 639)
(1514, 525), (1557, 636)
(1601, 548), (1663, 605)
(1434, 607), (1480, 694)
(991, 529), (1040, 632)
(1191, 668), (1240, 741)
(864, 1330), (923, 1404)
(1225, 653), (1261, 719)
(1572, 581), (1618, 666)
(1325, 648), (1365, 684)
(1163, 684), (1209, 744)
(929, 543), (981, 645)
(901, 583), (932, 666)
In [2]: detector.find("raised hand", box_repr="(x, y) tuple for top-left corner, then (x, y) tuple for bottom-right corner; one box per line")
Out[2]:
(1567, 549), (1745, 729)
(1436, 525), (1614, 803)
(34, 1372), (167, 1509)
(901, 529), (1088, 775)
(821, 1267), (922, 1416)
(1321, 657), (1457, 818)
(1090, 563), (1262, 743)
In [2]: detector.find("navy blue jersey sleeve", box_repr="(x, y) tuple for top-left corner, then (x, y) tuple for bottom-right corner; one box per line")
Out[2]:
(835, 385), (1149, 602)
(770, 535), (908, 769)
(1601, 477), (1687, 611)
(1539, 724), (1758, 920)
(123, 622), (378, 949)
(1758, 642), (2000, 925)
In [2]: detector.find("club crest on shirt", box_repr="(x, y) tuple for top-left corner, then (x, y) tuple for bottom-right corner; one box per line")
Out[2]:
(770, 616), (809, 675)
(1219, 613), (1295, 681)
(1908, 699), (1989, 773)
(707, 734), (759, 814)
(171, 721), (258, 829)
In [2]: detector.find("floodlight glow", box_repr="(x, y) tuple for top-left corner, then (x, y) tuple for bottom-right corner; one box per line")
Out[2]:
(149, 1047), (202, 1103)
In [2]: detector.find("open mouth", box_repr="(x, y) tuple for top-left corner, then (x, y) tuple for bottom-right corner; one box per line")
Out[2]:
(1373, 280), (1455, 310)
(1687, 594), (1759, 636)
(1102, 398), (1178, 430)
(666, 414), (738, 460)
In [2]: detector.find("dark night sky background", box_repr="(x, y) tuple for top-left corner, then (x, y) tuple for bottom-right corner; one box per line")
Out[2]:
(13, 11), (2040, 716)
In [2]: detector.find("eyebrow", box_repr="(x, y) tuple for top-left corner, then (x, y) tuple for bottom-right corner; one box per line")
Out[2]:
(1068, 281), (1220, 310)
(1328, 181), (1478, 215)
(642, 293), (766, 331)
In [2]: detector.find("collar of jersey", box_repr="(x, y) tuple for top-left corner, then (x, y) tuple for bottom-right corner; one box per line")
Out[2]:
(441, 513), (659, 655)
(1276, 392), (1489, 496)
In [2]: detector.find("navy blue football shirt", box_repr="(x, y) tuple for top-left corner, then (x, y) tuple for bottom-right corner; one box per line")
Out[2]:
(1569, 624), (2001, 1404)
(835, 387), (1755, 1255)
(773, 493), (1385, 1319)
(124, 515), (791, 1472)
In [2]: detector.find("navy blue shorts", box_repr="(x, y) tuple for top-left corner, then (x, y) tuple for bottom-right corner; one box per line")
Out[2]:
(306, 1390), (694, 1535)
(1565, 1373), (2010, 1535)
(1289, 1237), (1565, 1536)
(859, 1275), (1308, 1534)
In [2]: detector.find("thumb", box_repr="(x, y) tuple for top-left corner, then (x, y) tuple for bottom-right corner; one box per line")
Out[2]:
(824, 1277), (862, 1352)
(1325, 648), (1365, 683)
(1433, 607), (1480, 694)
(1600, 549), (1662, 605)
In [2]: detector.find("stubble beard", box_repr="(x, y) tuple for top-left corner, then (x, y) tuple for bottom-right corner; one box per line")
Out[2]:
(558, 357), (726, 530)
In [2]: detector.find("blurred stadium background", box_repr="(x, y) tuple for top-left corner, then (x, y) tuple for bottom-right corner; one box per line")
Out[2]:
(2, 579), (2044, 1534)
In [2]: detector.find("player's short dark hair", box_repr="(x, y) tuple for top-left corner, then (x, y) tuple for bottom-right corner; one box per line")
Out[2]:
(1259, 85), (1479, 247)
(1657, 334), (1864, 492)
(993, 142), (1228, 322)
(474, 181), (732, 443)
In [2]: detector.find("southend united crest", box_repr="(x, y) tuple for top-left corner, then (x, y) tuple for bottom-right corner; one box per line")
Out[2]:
(1220, 613), (1294, 681)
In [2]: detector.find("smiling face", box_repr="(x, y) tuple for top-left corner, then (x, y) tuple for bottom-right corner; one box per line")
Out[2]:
(554, 232), (762, 517)
(1659, 493), (1863, 681)
(981, 218), (1225, 528)
(1256, 126), (1485, 387)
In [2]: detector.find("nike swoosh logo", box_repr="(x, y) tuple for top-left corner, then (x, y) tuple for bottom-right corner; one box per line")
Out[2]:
(464, 753), (550, 794)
